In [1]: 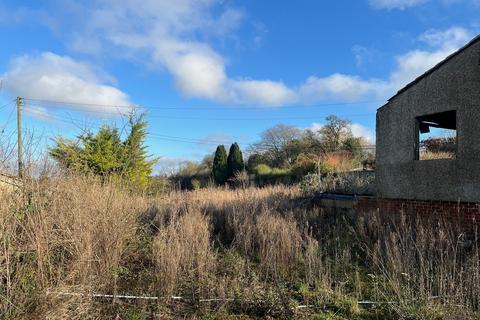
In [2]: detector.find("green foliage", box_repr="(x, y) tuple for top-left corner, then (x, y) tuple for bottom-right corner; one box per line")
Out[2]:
(171, 158), (213, 190)
(212, 145), (228, 185)
(291, 153), (319, 180)
(191, 178), (201, 190)
(270, 167), (290, 175)
(122, 114), (157, 188)
(49, 113), (156, 189)
(252, 164), (272, 175)
(300, 171), (376, 196)
(227, 142), (244, 179)
(246, 115), (372, 179)
(342, 136), (365, 161)
(246, 153), (269, 173)
(299, 173), (321, 195)
(253, 165), (293, 186)
(124, 308), (145, 320)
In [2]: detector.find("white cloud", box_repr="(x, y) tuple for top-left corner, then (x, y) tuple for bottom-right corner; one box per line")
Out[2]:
(20, 2), (474, 108)
(70, 3), (471, 106)
(369, 0), (480, 10)
(308, 123), (324, 133)
(369, 0), (428, 10)
(230, 80), (298, 106)
(299, 74), (389, 103)
(2, 52), (132, 114)
(389, 27), (474, 89)
(419, 27), (472, 49)
(351, 123), (376, 143)
(164, 45), (227, 100)
(59, 0), (301, 107)
(304, 27), (474, 102)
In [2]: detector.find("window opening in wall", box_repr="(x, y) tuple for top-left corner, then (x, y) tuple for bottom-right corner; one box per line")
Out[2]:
(416, 110), (457, 160)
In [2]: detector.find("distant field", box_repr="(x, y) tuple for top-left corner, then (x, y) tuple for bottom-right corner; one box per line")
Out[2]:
(1, 177), (479, 319)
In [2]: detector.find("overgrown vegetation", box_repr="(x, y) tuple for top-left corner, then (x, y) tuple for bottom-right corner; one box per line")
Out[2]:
(1, 178), (479, 319)
(162, 115), (374, 192)
(49, 113), (157, 190)
(419, 137), (456, 160)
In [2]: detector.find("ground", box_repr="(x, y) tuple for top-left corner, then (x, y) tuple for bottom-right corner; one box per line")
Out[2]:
(1, 178), (479, 319)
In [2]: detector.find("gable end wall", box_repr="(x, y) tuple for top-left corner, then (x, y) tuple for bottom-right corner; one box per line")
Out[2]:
(376, 41), (480, 202)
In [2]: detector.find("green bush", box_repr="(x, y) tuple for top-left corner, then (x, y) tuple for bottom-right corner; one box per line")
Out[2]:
(252, 164), (272, 175)
(191, 178), (201, 190)
(291, 154), (333, 181)
(253, 166), (294, 186)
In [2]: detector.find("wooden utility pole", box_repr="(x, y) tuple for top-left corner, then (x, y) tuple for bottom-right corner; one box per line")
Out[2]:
(16, 96), (23, 178)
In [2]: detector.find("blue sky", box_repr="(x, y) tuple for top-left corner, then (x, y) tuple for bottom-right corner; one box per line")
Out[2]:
(0, 0), (479, 172)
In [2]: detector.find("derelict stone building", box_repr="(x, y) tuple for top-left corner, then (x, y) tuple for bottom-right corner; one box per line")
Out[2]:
(376, 35), (480, 203)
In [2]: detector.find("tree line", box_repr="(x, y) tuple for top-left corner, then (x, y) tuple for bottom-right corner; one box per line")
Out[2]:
(168, 115), (374, 189)
(48, 113), (374, 191)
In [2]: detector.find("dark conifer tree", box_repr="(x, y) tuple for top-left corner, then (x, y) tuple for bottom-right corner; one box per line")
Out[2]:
(212, 145), (228, 185)
(227, 142), (244, 179)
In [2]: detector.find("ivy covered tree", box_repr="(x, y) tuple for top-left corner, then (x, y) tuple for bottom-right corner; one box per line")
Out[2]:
(212, 145), (228, 185)
(227, 142), (244, 180)
(49, 113), (157, 189)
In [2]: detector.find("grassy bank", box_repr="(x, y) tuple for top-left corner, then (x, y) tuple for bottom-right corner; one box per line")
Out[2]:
(1, 177), (479, 319)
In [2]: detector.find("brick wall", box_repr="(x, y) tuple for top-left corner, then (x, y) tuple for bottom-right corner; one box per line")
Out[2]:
(355, 197), (480, 226)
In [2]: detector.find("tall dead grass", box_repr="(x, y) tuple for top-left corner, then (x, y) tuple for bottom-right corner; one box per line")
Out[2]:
(153, 211), (215, 297)
(357, 212), (480, 316)
(0, 175), (148, 319)
(2, 178), (480, 319)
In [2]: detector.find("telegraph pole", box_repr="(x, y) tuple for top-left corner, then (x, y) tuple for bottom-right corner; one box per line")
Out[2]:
(16, 96), (23, 178)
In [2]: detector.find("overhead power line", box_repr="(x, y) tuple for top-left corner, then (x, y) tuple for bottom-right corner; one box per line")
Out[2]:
(24, 104), (375, 122)
(20, 97), (378, 150)
(0, 99), (16, 110)
(146, 113), (375, 121)
(23, 97), (384, 111)
(149, 133), (247, 144)
(21, 106), (376, 149)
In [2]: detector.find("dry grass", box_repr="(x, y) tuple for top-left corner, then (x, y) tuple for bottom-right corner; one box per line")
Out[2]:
(256, 213), (302, 279)
(0, 175), (148, 319)
(1, 177), (479, 319)
(420, 150), (456, 160)
(154, 211), (215, 296)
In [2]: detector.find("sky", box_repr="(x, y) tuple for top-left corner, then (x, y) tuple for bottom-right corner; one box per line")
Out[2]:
(0, 0), (479, 173)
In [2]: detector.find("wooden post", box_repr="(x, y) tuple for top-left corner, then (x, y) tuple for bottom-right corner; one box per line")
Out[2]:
(16, 96), (23, 178)
(317, 157), (322, 192)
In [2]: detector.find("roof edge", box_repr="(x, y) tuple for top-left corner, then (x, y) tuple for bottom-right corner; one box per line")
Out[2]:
(385, 33), (480, 104)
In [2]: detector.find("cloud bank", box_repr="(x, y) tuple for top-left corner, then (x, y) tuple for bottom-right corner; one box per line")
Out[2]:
(2, 52), (132, 114)
(59, 1), (471, 106)
(1, 0), (474, 110)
